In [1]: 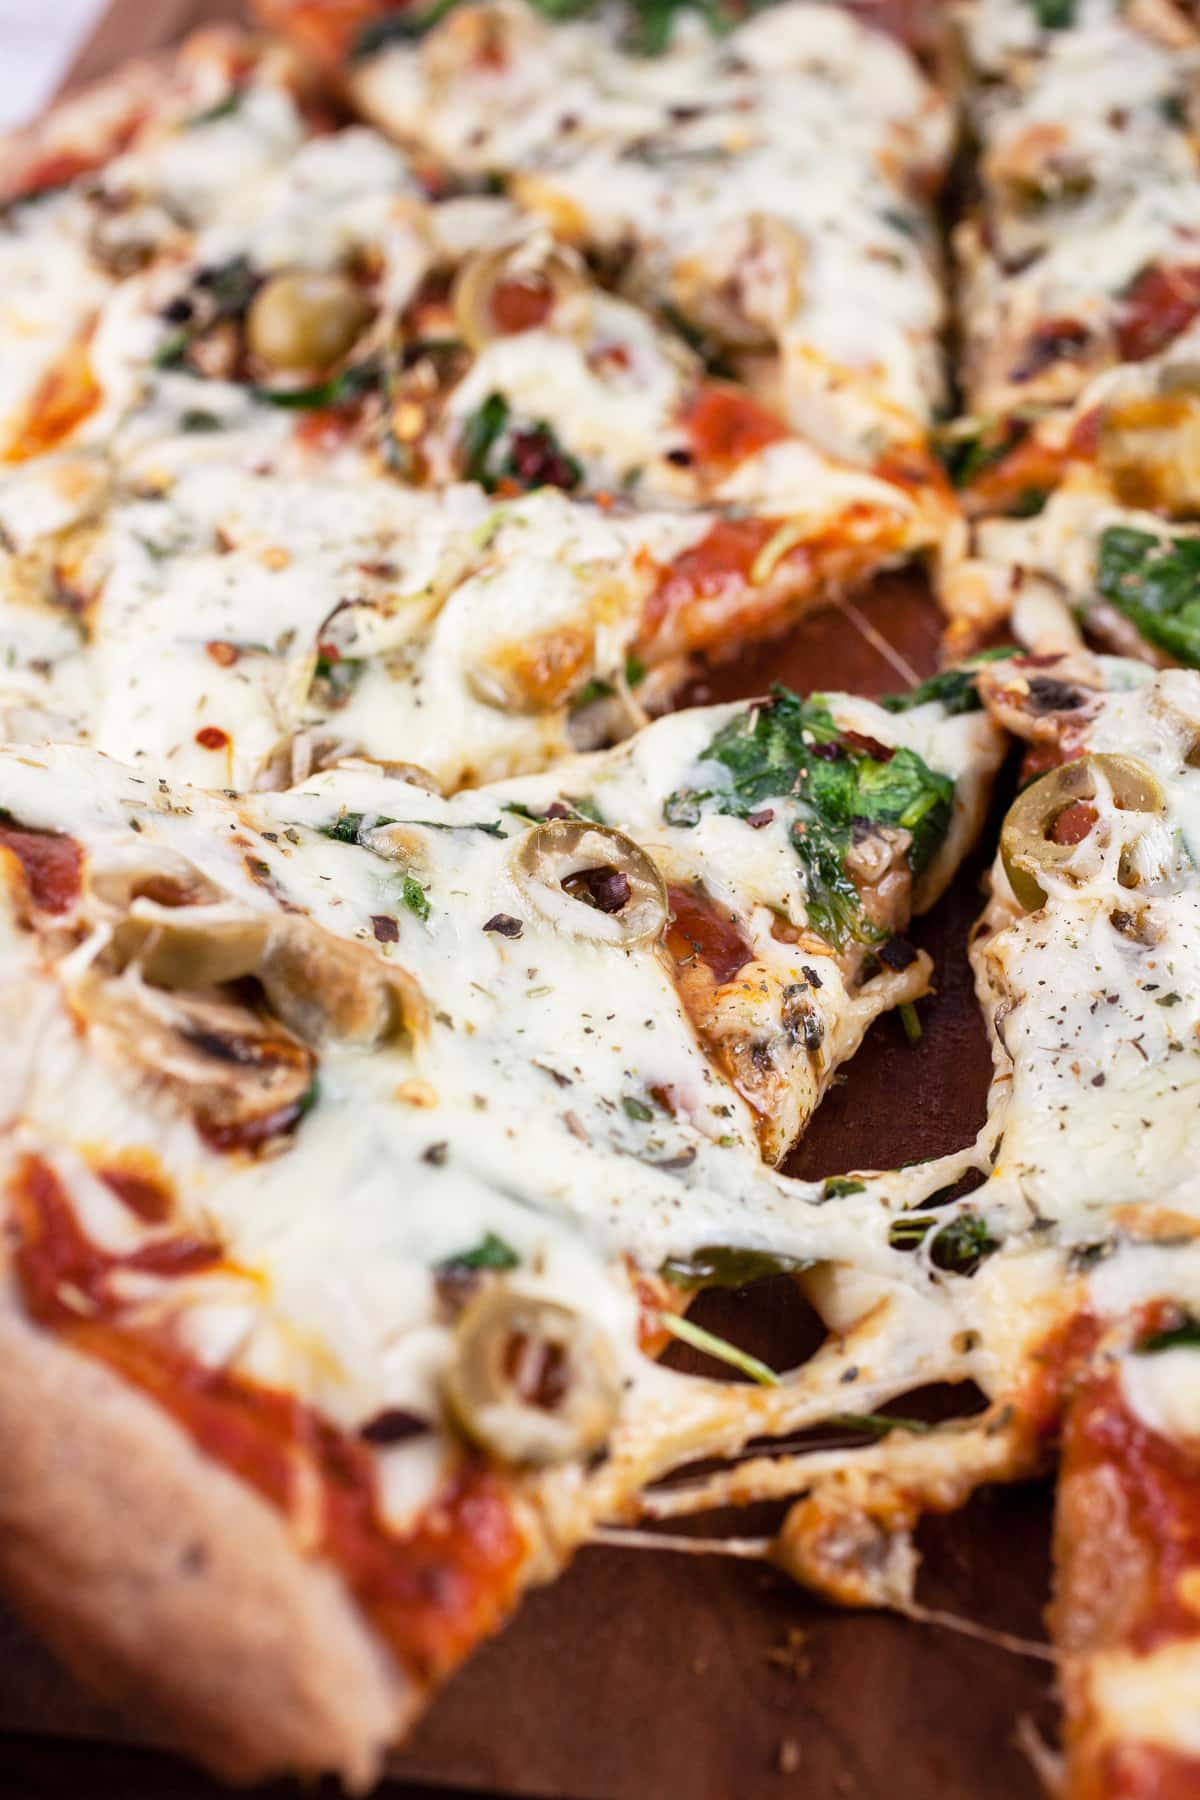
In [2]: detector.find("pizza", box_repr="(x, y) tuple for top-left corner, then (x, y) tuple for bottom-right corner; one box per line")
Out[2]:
(637, 651), (1200, 1794)
(0, 678), (1000, 1780)
(943, 0), (1200, 654)
(0, 53), (956, 807)
(254, 0), (956, 467)
(7, 2), (1200, 1795)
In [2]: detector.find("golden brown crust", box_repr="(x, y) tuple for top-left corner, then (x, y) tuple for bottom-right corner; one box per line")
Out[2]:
(0, 1267), (417, 1789)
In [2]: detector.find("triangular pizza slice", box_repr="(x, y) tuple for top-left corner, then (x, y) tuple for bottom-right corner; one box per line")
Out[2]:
(0, 678), (1000, 1781)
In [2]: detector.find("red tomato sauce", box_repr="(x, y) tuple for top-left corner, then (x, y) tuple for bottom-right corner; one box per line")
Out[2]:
(0, 819), (83, 913)
(639, 517), (779, 647)
(680, 384), (789, 469)
(1118, 265), (1200, 364)
(1063, 1370), (1200, 1656)
(4, 340), (101, 463)
(10, 1153), (528, 1681)
(665, 884), (755, 987)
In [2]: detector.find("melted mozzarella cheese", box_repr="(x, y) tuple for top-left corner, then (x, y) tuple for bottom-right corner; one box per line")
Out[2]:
(0, 688), (996, 1523)
(352, 0), (951, 453)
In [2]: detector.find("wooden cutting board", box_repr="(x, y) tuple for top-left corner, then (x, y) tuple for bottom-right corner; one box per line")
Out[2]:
(0, 9), (1054, 1796)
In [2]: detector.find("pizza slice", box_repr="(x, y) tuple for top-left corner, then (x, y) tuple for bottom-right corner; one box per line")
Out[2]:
(0, 28), (345, 473)
(1054, 1346), (1200, 1798)
(947, 0), (1200, 544)
(0, 31), (438, 509)
(253, 0), (956, 469)
(600, 654), (1200, 1797)
(943, 487), (1200, 664)
(0, 678), (1001, 1780)
(0, 451), (958, 793)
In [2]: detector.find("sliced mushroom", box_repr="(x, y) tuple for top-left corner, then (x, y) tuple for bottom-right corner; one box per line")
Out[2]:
(975, 652), (1105, 744)
(111, 898), (269, 990)
(510, 819), (668, 946)
(259, 915), (425, 1048)
(843, 824), (913, 936)
(444, 1286), (620, 1465)
(75, 971), (316, 1153)
(246, 269), (372, 374)
(774, 1476), (919, 1608)
(665, 214), (807, 352)
(1000, 754), (1166, 910)
(88, 845), (425, 1048)
(452, 236), (589, 354)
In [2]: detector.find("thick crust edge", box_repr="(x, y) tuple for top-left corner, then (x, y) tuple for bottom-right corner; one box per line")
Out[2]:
(0, 1270), (418, 1788)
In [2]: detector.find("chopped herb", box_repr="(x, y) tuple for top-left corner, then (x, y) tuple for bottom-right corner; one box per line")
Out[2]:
(350, 0), (461, 57)
(661, 1244), (809, 1288)
(572, 677), (615, 710)
(624, 652), (646, 688)
(1157, 991), (1183, 1007)
(621, 1095), (655, 1122)
(935, 418), (1022, 489)
(898, 1001), (923, 1046)
(312, 655), (365, 703)
(828, 1411), (931, 1438)
(254, 358), (381, 411)
(565, 794), (604, 824)
(881, 647), (1018, 716)
(180, 409), (224, 433)
(659, 303), (736, 377)
(1138, 1316), (1200, 1353)
(1010, 486), (1049, 518)
(888, 1209), (1000, 1274)
(880, 207), (919, 239)
(663, 688), (953, 948)
(437, 1231), (519, 1273)
(1096, 526), (1200, 667)
(462, 391), (511, 488)
(401, 874), (430, 921)
(320, 811), (374, 845)
(659, 1312), (779, 1385)
(154, 328), (192, 371)
(1024, 0), (1074, 25)
(155, 254), (259, 369)
(822, 1176), (866, 1200)
(186, 91), (242, 127)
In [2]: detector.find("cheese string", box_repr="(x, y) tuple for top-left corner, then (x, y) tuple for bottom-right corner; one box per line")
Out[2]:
(588, 1531), (1057, 1663)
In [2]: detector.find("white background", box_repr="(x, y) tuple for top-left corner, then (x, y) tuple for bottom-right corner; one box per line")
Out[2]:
(0, 0), (108, 129)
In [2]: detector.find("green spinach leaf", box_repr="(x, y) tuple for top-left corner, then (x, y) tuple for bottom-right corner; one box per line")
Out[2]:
(1096, 526), (1200, 667)
(663, 689), (954, 948)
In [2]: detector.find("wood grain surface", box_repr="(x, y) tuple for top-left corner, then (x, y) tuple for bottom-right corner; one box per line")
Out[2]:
(0, 9), (1054, 1797)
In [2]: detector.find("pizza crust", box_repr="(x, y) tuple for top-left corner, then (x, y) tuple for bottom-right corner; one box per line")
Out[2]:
(0, 1268), (415, 1789)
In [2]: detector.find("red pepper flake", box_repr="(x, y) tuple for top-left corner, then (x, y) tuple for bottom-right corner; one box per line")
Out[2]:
(746, 808), (775, 829)
(205, 641), (239, 668)
(195, 726), (229, 751)
(372, 914), (400, 943)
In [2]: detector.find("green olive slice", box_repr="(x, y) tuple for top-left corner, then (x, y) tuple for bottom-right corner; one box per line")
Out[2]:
(246, 270), (372, 373)
(444, 1288), (620, 1465)
(510, 818), (668, 946)
(452, 239), (588, 354)
(1000, 753), (1165, 910)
